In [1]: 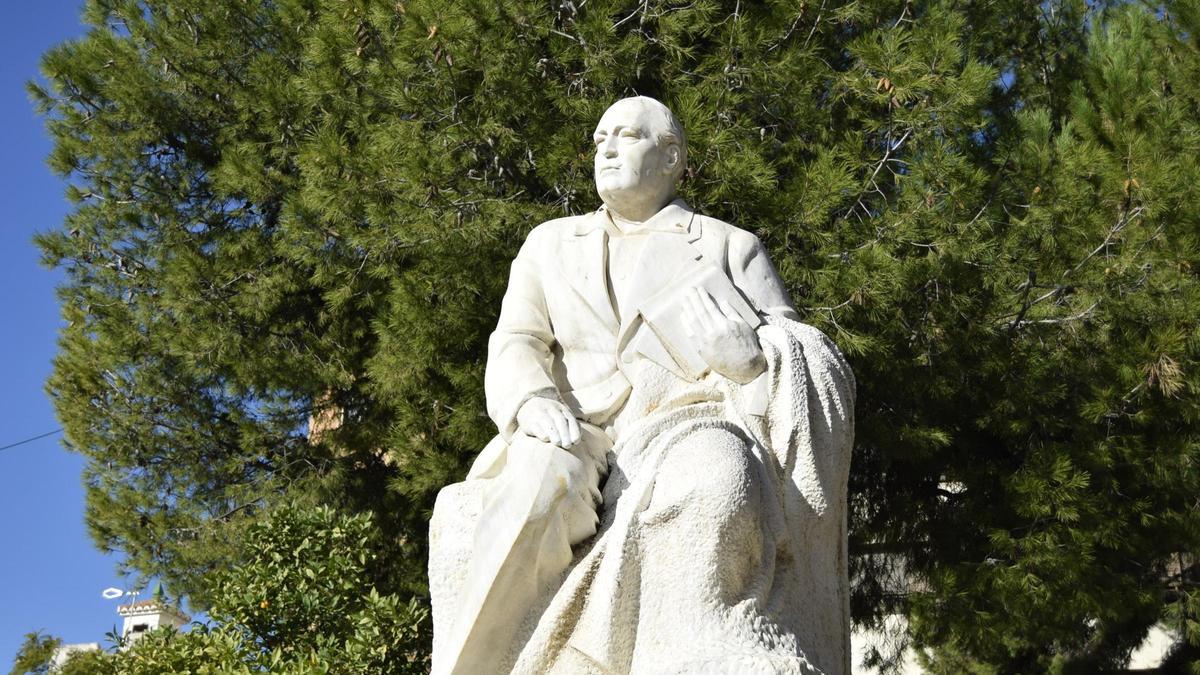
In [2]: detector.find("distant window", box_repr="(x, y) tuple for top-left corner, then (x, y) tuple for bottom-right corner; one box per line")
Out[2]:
(132, 623), (149, 633)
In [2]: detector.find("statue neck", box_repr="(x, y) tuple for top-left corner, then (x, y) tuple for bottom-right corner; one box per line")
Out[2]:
(608, 210), (643, 234)
(601, 190), (675, 225)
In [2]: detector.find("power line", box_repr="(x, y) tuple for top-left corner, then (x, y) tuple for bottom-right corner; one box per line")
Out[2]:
(0, 428), (63, 452)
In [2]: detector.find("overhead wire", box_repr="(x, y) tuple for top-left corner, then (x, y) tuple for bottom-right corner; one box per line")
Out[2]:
(0, 428), (63, 452)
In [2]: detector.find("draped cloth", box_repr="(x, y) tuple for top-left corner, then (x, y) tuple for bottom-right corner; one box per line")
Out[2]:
(430, 315), (855, 674)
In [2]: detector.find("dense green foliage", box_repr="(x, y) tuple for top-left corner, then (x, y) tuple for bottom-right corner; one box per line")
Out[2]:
(12, 505), (427, 674)
(30, 0), (1200, 670)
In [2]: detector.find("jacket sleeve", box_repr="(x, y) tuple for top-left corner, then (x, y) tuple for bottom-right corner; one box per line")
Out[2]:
(728, 230), (801, 321)
(485, 228), (562, 439)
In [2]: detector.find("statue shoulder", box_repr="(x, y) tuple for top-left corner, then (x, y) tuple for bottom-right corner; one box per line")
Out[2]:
(693, 213), (766, 257)
(519, 213), (593, 254)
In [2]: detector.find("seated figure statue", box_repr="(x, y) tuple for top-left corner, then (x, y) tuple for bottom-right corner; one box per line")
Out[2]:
(429, 96), (855, 675)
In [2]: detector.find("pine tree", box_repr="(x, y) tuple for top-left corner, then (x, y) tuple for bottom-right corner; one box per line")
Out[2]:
(31, 0), (1200, 670)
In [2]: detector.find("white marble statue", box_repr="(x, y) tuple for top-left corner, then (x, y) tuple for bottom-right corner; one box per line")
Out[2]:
(429, 96), (855, 675)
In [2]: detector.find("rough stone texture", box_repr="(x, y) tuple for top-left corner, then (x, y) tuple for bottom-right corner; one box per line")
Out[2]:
(428, 97), (855, 675)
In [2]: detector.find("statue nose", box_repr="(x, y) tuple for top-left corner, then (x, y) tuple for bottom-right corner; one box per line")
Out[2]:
(601, 136), (618, 157)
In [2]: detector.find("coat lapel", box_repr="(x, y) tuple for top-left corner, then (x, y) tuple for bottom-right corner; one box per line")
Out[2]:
(560, 213), (619, 333)
(619, 234), (695, 332)
(559, 201), (707, 347)
(615, 204), (705, 348)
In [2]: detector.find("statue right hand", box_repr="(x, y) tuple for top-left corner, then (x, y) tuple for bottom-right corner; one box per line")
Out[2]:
(516, 397), (581, 448)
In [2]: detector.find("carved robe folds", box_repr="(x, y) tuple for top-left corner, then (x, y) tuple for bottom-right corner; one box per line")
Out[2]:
(429, 200), (855, 674)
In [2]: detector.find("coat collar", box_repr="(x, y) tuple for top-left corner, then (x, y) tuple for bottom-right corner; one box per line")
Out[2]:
(574, 198), (701, 241)
(559, 198), (707, 338)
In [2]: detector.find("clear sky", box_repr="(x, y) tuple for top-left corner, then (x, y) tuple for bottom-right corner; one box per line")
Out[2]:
(0, 0), (137, 666)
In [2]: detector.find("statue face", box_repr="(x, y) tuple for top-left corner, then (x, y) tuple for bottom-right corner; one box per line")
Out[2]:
(592, 100), (678, 203)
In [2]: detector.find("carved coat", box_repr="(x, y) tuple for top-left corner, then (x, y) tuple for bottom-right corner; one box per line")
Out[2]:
(484, 199), (796, 438)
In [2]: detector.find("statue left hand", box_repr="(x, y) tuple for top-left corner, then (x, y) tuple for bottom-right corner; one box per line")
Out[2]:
(681, 288), (766, 384)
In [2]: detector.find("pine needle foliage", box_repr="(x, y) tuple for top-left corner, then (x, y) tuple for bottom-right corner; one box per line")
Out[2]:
(30, 0), (1200, 670)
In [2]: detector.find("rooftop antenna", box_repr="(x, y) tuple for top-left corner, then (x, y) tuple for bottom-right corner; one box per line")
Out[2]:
(100, 586), (142, 603)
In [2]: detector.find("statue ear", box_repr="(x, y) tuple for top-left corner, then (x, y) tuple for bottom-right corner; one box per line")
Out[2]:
(663, 144), (680, 171)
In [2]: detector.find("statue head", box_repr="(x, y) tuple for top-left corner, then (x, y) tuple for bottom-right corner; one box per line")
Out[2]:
(592, 96), (687, 222)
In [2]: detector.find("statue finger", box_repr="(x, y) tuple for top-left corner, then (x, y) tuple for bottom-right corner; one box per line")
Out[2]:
(565, 414), (581, 447)
(552, 413), (571, 448)
(529, 424), (550, 444)
(717, 298), (743, 323)
(537, 418), (560, 446)
(687, 288), (715, 332)
(697, 288), (726, 325)
(699, 289), (727, 329)
(535, 417), (552, 444)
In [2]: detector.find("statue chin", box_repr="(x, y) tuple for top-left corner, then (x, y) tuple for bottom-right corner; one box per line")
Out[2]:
(597, 182), (675, 223)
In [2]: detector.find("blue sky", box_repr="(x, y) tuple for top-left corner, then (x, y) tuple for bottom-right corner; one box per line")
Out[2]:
(0, 1), (136, 665)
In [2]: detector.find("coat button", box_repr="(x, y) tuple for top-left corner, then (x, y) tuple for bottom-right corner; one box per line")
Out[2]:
(622, 352), (634, 364)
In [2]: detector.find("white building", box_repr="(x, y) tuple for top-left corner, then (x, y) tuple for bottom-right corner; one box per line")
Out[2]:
(49, 585), (190, 669)
(116, 593), (190, 647)
(48, 642), (100, 671)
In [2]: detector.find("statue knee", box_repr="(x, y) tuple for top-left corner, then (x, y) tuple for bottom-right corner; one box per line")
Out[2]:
(640, 426), (767, 597)
(503, 434), (604, 545)
(644, 426), (759, 521)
